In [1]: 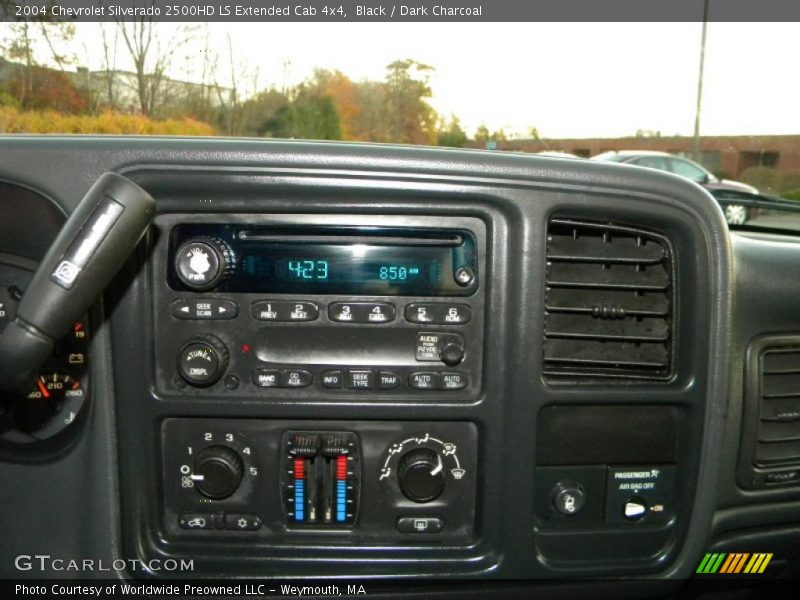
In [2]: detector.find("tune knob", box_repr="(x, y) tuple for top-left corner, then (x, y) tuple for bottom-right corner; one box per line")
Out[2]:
(397, 448), (446, 503)
(193, 445), (244, 500)
(174, 237), (234, 291)
(177, 334), (229, 386)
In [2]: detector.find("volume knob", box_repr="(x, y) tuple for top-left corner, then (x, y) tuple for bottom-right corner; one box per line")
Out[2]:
(174, 237), (234, 291)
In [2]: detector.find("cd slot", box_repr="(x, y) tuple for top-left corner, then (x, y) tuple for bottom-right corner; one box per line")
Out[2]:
(238, 230), (463, 247)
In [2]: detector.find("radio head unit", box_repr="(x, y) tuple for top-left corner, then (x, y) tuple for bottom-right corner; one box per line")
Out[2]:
(151, 214), (486, 402)
(169, 225), (478, 296)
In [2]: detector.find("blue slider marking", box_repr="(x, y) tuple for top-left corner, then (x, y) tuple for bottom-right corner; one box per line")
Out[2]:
(336, 481), (346, 522)
(295, 480), (304, 521)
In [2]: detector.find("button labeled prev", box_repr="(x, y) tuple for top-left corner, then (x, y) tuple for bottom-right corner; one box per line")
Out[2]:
(252, 300), (319, 322)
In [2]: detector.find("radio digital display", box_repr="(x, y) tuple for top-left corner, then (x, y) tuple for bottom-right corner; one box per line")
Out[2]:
(169, 225), (478, 296)
(241, 245), (444, 292)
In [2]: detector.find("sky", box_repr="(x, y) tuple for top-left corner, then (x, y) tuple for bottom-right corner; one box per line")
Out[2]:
(7, 21), (800, 138)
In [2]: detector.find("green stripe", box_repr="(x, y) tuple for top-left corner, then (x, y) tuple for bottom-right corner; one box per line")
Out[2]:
(696, 553), (713, 573)
(710, 553), (727, 573)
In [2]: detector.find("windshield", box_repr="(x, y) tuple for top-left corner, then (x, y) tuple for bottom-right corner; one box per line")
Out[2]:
(1, 19), (800, 231)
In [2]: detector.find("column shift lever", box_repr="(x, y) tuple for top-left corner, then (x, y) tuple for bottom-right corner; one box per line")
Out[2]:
(0, 172), (155, 390)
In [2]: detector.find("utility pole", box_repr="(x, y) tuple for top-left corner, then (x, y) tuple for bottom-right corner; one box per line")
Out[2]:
(692, 0), (710, 162)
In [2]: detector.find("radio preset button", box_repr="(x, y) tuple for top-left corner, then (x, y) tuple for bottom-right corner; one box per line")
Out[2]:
(441, 372), (468, 390)
(321, 370), (344, 389)
(347, 370), (374, 390)
(329, 302), (396, 324)
(378, 371), (401, 390)
(409, 372), (439, 390)
(405, 303), (471, 325)
(252, 368), (281, 388)
(252, 300), (319, 322)
(283, 369), (313, 388)
(172, 298), (238, 320)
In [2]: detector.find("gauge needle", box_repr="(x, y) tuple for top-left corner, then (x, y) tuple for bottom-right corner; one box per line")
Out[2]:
(37, 379), (50, 398)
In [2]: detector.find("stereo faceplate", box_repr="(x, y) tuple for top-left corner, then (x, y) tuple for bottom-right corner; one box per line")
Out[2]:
(151, 214), (487, 402)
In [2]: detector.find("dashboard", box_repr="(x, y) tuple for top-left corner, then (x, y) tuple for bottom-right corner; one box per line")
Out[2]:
(0, 136), (798, 595)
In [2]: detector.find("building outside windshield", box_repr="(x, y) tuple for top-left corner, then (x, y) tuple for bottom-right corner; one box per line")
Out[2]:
(1, 19), (800, 230)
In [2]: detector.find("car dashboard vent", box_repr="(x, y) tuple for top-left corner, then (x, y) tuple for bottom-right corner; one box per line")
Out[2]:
(544, 219), (675, 381)
(739, 342), (800, 488)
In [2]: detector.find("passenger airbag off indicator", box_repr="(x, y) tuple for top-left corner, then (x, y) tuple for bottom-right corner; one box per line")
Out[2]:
(605, 465), (675, 525)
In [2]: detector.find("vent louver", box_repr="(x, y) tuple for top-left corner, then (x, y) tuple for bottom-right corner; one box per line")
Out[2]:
(544, 219), (675, 380)
(755, 348), (800, 467)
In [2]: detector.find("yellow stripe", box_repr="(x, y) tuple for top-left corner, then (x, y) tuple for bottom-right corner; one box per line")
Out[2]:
(744, 554), (760, 574)
(758, 553), (773, 574)
(719, 553), (736, 574)
(734, 553), (750, 573)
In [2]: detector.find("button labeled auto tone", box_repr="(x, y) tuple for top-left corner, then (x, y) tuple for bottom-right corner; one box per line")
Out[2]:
(329, 302), (396, 324)
(409, 372), (439, 390)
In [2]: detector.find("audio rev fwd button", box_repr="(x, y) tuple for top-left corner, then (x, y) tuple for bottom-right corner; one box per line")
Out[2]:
(329, 302), (395, 323)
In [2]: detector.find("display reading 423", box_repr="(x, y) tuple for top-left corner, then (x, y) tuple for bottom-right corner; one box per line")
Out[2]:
(287, 260), (329, 280)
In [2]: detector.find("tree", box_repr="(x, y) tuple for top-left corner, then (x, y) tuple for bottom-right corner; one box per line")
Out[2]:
(8, 66), (86, 113)
(383, 59), (437, 145)
(437, 115), (467, 148)
(307, 69), (361, 140)
(116, 18), (195, 116)
(267, 86), (342, 141)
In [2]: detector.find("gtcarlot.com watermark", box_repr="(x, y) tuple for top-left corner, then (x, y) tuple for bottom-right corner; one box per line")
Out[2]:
(14, 554), (194, 573)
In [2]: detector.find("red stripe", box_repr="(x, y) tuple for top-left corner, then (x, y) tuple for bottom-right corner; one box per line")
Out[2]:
(337, 455), (347, 480)
(294, 458), (304, 479)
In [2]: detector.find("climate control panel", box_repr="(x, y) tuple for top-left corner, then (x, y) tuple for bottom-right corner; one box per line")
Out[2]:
(161, 419), (478, 544)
